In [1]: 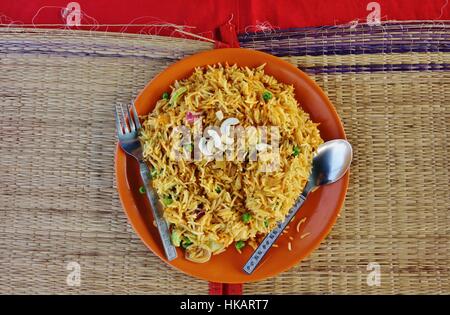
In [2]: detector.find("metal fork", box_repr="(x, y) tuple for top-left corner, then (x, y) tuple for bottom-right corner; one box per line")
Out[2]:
(115, 102), (177, 261)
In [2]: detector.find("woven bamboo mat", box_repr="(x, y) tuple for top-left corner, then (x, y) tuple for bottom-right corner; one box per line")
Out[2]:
(240, 23), (450, 294)
(0, 28), (213, 294)
(0, 24), (449, 294)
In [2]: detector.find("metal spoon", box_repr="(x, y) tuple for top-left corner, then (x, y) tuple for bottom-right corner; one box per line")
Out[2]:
(243, 139), (353, 274)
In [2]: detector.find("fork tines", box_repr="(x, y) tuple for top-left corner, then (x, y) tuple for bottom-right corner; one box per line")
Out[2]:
(114, 102), (141, 135)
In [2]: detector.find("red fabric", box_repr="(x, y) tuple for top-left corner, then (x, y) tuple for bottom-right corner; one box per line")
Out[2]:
(208, 282), (223, 295)
(223, 283), (243, 295)
(240, 0), (450, 32)
(216, 21), (240, 48)
(209, 282), (243, 295)
(1, 0), (447, 295)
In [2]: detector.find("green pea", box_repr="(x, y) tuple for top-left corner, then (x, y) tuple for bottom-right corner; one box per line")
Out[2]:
(163, 196), (173, 206)
(181, 237), (192, 249)
(235, 240), (245, 250)
(242, 213), (252, 224)
(262, 91), (272, 101)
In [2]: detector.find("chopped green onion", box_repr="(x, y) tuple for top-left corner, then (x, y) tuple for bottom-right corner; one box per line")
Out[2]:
(215, 186), (221, 194)
(163, 196), (173, 206)
(293, 145), (300, 157)
(138, 186), (146, 194)
(169, 87), (187, 106)
(242, 212), (252, 224)
(264, 219), (269, 228)
(235, 240), (245, 250)
(185, 143), (194, 152)
(181, 237), (192, 249)
(171, 230), (182, 247)
(150, 166), (158, 179)
(209, 240), (223, 252)
(262, 91), (272, 101)
(162, 92), (169, 100)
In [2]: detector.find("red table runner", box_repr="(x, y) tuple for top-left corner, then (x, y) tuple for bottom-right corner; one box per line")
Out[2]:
(1, 0), (448, 45)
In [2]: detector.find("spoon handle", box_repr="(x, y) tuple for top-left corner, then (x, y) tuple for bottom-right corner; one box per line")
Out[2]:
(243, 194), (306, 274)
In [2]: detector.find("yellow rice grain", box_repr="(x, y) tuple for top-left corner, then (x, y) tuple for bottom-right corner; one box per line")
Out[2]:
(301, 232), (311, 239)
(296, 217), (307, 233)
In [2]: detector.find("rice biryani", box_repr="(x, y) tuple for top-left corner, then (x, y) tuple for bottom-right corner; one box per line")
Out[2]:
(139, 64), (323, 263)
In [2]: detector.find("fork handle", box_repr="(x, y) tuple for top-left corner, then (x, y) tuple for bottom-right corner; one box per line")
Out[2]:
(139, 162), (178, 261)
(243, 194), (306, 274)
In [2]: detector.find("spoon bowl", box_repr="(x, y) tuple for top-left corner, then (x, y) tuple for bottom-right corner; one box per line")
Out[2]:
(303, 139), (353, 195)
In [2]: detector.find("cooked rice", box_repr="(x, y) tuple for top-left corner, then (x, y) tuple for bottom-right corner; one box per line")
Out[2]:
(140, 63), (323, 263)
(296, 217), (307, 233)
(300, 232), (311, 239)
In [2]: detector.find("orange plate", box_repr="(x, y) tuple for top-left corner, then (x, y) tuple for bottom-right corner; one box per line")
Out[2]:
(115, 48), (349, 283)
